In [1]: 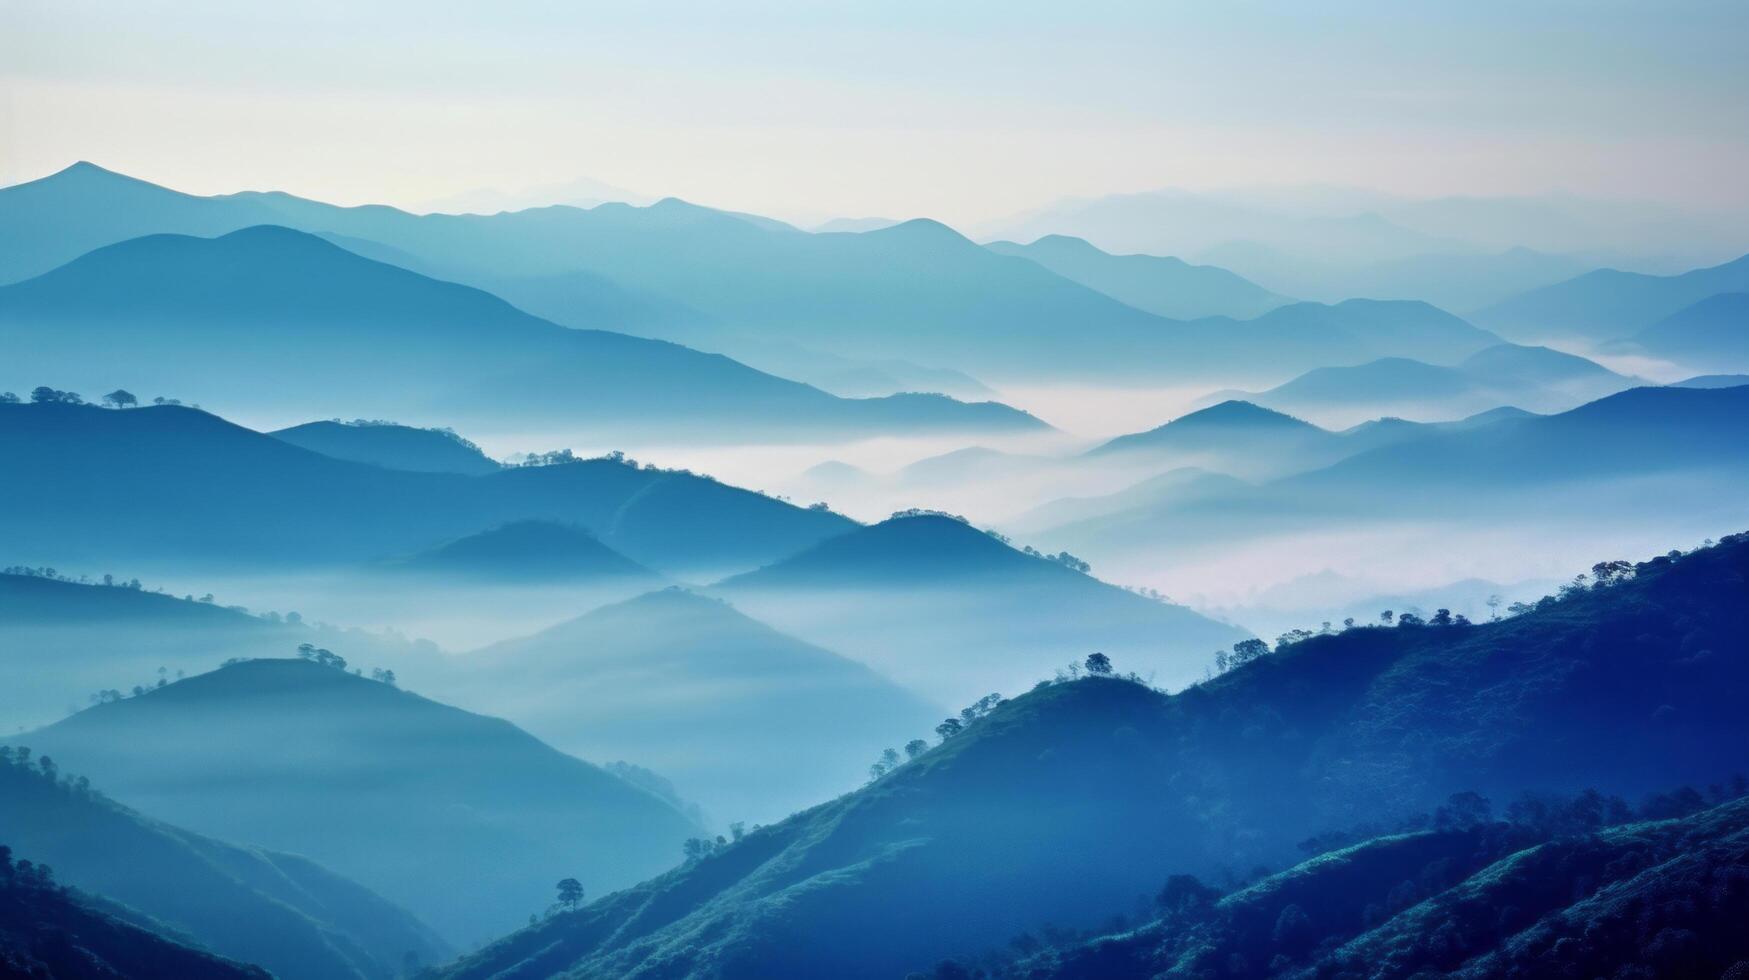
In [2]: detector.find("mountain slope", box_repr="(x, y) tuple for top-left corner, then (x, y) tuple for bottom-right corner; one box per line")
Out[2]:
(1, 851), (268, 980)
(1476, 253), (1749, 343)
(270, 420), (501, 475)
(1616, 292), (1749, 373)
(0, 755), (446, 980)
(0, 401), (854, 575)
(440, 533), (1749, 980)
(716, 515), (1249, 700)
(984, 235), (1288, 320)
(462, 588), (942, 822)
(22, 658), (704, 944)
(0, 226), (1048, 438)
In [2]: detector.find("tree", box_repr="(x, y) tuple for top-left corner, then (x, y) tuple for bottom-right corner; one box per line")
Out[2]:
(1230, 638), (1269, 667)
(1084, 652), (1113, 676)
(0, 392), (18, 404)
(102, 389), (138, 409)
(30, 386), (82, 405)
(935, 718), (964, 741)
(1380, 610), (1394, 625)
(1486, 594), (1503, 620)
(904, 739), (929, 760)
(555, 877), (584, 910)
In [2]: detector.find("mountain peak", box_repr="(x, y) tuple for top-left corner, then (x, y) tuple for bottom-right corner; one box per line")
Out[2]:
(1173, 399), (1317, 430)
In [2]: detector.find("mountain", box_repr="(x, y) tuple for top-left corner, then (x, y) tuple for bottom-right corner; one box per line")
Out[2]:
(1026, 795), (1749, 980)
(1476, 253), (1749, 343)
(441, 532), (1749, 980)
(270, 420), (501, 475)
(1673, 373), (1749, 389)
(0, 164), (1500, 385)
(1086, 401), (1347, 479)
(984, 235), (1288, 320)
(459, 588), (941, 823)
(1615, 292), (1749, 373)
(0, 401), (854, 576)
(0, 571), (426, 731)
(386, 520), (660, 583)
(1, 850), (267, 980)
(0, 225), (1049, 438)
(0, 753), (446, 980)
(1006, 468), (1252, 537)
(715, 514), (1249, 701)
(22, 658), (704, 943)
(1200, 344), (1636, 425)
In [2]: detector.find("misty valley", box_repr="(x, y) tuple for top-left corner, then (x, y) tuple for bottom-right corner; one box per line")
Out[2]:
(5, 40), (1749, 977)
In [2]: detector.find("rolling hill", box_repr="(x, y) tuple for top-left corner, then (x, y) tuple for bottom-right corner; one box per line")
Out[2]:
(438, 532), (1749, 980)
(459, 588), (941, 823)
(0, 400), (854, 576)
(0, 753), (446, 980)
(715, 514), (1249, 701)
(1476, 252), (1749, 343)
(385, 520), (660, 583)
(21, 658), (705, 944)
(984, 234), (1288, 320)
(270, 420), (501, 475)
(0, 225), (1048, 438)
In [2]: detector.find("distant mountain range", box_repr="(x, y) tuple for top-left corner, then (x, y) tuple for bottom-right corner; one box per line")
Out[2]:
(458, 588), (941, 823)
(0, 401), (854, 576)
(715, 514), (1249, 701)
(0, 754), (446, 980)
(437, 534), (1749, 979)
(270, 420), (501, 475)
(22, 658), (703, 944)
(1610, 292), (1749, 374)
(1193, 343), (1637, 426)
(1476, 253), (1749, 344)
(0, 224), (1047, 438)
(0, 164), (1508, 385)
(984, 235), (1289, 320)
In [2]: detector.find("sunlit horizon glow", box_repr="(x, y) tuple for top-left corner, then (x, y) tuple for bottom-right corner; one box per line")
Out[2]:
(5, 1), (1748, 228)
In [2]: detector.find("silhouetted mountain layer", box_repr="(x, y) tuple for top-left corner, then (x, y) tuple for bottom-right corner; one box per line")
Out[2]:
(461, 588), (941, 823)
(1, 851), (268, 980)
(716, 515), (1249, 700)
(270, 420), (501, 475)
(1615, 292), (1749, 373)
(387, 520), (660, 583)
(0, 571), (426, 731)
(0, 402), (854, 575)
(440, 533), (1749, 980)
(22, 658), (703, 944)
(1477, 252), (1749, 343)
(1, 164), (1500, 383)
(1198, 343), (1635, 424)
(1027, 796), (1749, 980)
(0, 225), (1048, 438)
(0, 756), (446, 980)
(984, 235), (1288, 320)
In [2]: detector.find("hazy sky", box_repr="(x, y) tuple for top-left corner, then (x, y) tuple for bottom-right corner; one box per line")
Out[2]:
(4, 1), (1746, 224)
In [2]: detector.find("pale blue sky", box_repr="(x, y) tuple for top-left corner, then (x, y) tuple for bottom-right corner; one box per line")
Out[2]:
(3, 0), (1745, 223)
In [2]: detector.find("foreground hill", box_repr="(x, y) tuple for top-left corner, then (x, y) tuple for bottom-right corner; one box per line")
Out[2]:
(1028, 796), (1749, 980)
(984, 235), (1288, 320)
(440, 533), (1749, 979)
(0, 754), (446, 980)
(460, 588), (941, 823)
(0, 401), (853, 575)
(1476, 252), (1749, 343)
(0, 225), (1048, 438)
(270, 420), (501, 475)
(22, 658), (703, 944)
(1, 850), (267, 980)
(716, 514), (1249, 702)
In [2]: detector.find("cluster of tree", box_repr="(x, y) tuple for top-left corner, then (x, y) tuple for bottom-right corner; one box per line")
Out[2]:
(1018, 546), (1091, 574)
(87, 666), (185, 705)
(1211, 638), (1270, 674)
(0, 844), (59, 895)
(295, 643), (348, 670)
(891, 507), (971, 524)
(679, 821), (751, 864)
(870, 690), (1014, 782)
(0, 745), (94, 799)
